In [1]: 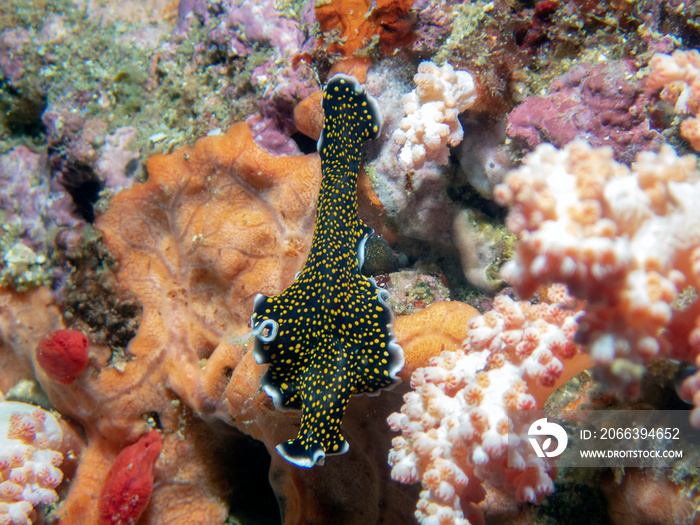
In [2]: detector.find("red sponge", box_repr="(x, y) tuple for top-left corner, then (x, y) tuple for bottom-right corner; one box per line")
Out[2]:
(36, 329), (89, 385)
(99, 429), (163, 525)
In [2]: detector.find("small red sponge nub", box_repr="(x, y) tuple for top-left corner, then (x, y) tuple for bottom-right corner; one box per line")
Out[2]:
(36, 329), (90, 385)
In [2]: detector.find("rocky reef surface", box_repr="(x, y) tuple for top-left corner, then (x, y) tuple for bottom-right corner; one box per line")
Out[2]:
(1, 0), (699, 524)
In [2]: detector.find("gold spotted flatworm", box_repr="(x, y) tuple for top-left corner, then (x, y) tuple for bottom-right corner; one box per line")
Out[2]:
(250, 74), (404, 468)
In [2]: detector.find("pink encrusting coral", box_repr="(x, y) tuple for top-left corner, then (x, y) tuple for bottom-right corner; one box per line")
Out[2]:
(387, 288), (589, 525)
(647, 48), (700, 152)
(507, 60), (663, 164)
(0, 396), (65, 525)
(495, 140), (700, 425)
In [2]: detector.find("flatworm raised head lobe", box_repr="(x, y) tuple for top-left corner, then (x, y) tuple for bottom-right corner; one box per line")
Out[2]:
(250, 74), (404, 468)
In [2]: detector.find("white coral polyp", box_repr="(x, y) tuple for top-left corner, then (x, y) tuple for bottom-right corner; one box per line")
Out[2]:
(496, 139), (700, 426)
(648, 50), (700, 150)
(0, 398), (64, 525)
(388, 294), (583, 524)
(393, 61), (477, 170)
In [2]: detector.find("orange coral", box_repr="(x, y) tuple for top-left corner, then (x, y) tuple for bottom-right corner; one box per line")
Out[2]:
(330, 57), (371, 83)
(315, 0), (415, 56)
(394, 301), (480, 381)
(0, 123), (322, 524)
(293, 90), (324, 141)
(0, 287), (63, 393)
(66, 122), (320, 523)
(100, 122), (321, 323)
(93, 120), (320, 414)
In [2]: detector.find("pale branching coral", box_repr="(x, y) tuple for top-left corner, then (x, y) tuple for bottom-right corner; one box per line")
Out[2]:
(363, 61), (458, 243)
(387, 290), (589, 525)
(648, 49), (700, 151)
(495, 140), (700, 424)
(0, 396), (64, 525)
(393, 61), (477, 170)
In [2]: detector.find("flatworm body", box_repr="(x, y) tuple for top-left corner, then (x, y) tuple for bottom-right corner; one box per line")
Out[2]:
(250, 74), (404, 468)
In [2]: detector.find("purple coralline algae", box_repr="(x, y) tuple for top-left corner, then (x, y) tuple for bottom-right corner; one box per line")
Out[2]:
(43, 110), (141, 207)
(207, 0), (319, 154)
(507, 60), (664, 164)
(0, 146), (79, 289)
(409, 0), (453, 55)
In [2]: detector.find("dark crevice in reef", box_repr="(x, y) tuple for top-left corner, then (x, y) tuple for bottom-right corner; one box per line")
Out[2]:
(291, 131), (318, 154)
(211, 424), (281, 525)
(49, 155), (104, 223)
(56, 226), (142, 354)
(0, 81), (47, 142)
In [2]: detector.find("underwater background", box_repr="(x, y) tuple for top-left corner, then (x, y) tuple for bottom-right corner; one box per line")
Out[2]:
(1, 0), (700, 523)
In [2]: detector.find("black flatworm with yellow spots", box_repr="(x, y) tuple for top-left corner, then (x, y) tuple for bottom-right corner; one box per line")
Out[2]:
(250, 74), (404, 468)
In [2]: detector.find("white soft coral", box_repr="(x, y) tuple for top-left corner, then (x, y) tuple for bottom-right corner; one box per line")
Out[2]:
(648, 49), (700, 151)
(0, 396), (64, 525)
(393, 61), (477, 170)
(388, 291), (584, 525)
